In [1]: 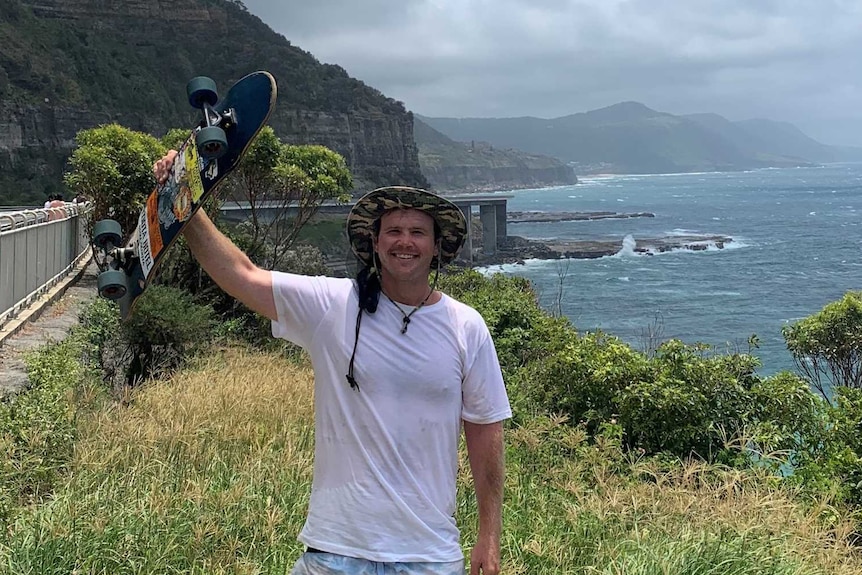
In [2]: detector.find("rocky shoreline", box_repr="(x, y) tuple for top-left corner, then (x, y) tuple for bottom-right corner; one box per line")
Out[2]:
(474, 234), (733, 266)
(507, 211), (655, 223)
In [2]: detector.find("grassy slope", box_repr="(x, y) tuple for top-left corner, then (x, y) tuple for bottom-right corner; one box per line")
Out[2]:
(1, 347), (859, 574)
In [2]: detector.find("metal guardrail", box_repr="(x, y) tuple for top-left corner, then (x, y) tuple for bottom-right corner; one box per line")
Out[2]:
(0, 206), (37, 213)
(0, 203), (92, 331)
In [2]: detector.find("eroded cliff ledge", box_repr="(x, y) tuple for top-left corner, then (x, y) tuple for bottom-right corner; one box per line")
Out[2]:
(3, 0), (426, 203)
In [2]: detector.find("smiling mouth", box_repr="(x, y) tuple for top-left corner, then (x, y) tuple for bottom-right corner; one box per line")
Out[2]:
(393, 254), (418, 259)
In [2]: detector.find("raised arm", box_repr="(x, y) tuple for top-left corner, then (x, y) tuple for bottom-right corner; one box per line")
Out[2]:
(463, 420), (505, 575)
(154, 151), (276, 320)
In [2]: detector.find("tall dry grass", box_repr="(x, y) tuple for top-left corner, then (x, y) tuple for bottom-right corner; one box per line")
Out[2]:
(2, 347), (861, 574)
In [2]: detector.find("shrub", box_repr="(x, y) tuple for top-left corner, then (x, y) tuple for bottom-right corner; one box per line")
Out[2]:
(525, 331), (651, 434)
(75, 287), (217, 389)
(439, 270), (575, 374)
(618, 340), (761, 458)
(783, 291), (862, 399)
(122, 285), (217, 384)
(791, 387), (862, 506)
(748, 370), (827, 467)
(76, 296), (121, 377)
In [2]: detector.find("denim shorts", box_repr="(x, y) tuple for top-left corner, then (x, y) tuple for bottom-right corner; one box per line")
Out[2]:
(290, 549), (466, 575)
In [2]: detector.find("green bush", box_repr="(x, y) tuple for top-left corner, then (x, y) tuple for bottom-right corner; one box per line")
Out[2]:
(526, 331), (651, 434)
(619, 340), (760, 458)
(439, 270), (575, 373)
(122, 285), (217, 384)
(791, 387), (862, 506)
(76, 296), (121, 376)
(748, 371), (826, 467)
(783, 291), (862, 399)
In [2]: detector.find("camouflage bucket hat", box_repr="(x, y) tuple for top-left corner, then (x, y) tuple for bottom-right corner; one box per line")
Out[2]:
(347, 186), (468, 268)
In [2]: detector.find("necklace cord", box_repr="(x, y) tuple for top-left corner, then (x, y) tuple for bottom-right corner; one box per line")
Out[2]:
(385, 287), (433, 334)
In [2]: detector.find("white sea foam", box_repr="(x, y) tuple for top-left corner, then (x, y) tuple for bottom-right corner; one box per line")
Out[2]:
(669, 228), (703, 236)
(613, 234), (638, 258)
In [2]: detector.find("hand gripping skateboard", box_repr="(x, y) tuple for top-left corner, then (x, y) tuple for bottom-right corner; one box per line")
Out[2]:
(92, 71), (277, 319)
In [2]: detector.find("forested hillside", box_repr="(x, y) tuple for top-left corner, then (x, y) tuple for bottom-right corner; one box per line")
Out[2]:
(0, 0), (426, 205)
(420, 102), (862, 175)
(414, 118), (577, 191)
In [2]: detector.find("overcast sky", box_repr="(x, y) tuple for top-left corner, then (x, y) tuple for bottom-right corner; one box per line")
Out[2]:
(241, 0), (862, 146)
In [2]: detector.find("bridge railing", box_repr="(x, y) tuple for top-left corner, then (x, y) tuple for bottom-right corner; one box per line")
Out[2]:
(0, 203), (92, 331)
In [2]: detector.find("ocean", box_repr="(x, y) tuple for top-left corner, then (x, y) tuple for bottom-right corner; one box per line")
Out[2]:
(482, 163), (862, 375)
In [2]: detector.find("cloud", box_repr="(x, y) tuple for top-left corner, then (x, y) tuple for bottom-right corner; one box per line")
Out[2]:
(242, 0), (862, 145)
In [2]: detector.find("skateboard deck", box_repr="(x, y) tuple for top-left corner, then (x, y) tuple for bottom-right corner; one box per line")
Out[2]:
(94, 71), (277, 319)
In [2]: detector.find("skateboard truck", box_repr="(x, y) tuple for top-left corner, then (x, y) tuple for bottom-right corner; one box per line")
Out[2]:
(187, 76), (233, 160)
(110, 246), (137, 265)
(93, 218), (130, 300)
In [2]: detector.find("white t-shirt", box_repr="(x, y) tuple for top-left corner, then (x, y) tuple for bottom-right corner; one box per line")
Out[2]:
(270, 272), (512, 563)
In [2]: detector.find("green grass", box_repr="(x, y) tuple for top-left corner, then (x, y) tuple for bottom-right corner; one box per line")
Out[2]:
(1, 347), (860, 574)
(293, 215), (347, 253)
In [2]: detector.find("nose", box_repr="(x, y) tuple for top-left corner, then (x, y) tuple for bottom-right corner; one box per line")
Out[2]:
(392, 232), (415, 246)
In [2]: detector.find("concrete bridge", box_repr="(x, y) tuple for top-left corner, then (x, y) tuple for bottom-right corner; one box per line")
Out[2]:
(219, 193), (512, 264)
(0, 193), (509, 334)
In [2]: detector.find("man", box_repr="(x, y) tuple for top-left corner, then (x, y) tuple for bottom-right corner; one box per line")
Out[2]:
(154, 152), (511, 575)
(47, 193), (66, 221)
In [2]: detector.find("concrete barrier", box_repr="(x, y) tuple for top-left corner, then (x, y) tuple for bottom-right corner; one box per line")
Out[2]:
(0, 203), (92, 333)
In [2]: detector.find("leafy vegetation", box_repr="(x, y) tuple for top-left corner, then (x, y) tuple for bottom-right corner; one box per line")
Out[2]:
(441, 271), (826, 471)
(8, 164), (862, 569)
(64, 124), (167, 254)
(1, 348), (859, 574)
(783, 291), (862, 399)
(215, 126), (353, 270)
(63, 121), (351, 376)
(0, 339), (82, 527)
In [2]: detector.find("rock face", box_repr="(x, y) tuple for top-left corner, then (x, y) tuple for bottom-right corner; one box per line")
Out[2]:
(414, 119), (576, 192)
(3, 0), (426, 204)
(278, 110), (425, 190)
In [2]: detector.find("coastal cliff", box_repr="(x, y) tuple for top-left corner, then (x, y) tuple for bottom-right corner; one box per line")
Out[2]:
(415, 118), (577, 192)
(2, 0), (426, 203)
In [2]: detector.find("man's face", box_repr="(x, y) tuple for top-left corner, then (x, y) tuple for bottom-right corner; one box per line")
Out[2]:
(373, 208), (439, 284)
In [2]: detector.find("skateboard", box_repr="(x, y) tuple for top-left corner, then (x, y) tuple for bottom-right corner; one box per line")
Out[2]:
(92, 71), (277, 319)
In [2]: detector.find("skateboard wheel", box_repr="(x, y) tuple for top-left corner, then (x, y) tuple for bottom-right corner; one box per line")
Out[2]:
(93, 219), (122, 251)
(187, 76), (218, 109)
(197, 126), (228, 160)
(97, 270), (128, 300)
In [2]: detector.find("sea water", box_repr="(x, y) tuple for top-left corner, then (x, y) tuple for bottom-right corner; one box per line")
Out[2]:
(482, 163), (862, 375)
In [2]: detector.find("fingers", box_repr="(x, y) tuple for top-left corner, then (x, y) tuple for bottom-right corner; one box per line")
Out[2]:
(153, 149), (179, 185)
(470, 549), (481, 575)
